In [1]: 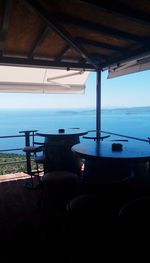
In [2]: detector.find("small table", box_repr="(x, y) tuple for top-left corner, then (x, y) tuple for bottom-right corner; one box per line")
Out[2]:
(36, 129), (88, 173)
(71, 140), (150, 183)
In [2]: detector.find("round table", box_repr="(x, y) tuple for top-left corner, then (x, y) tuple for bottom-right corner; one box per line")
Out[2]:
(36, 129), (87, 174)
(71, 140), (150, 183)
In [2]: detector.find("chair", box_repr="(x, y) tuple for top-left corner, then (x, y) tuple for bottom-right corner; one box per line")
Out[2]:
(118, 196), (150, 257)
(119, 196), (150, 226)
(20, 130), (45, 188)
(65, 193), (118, 262)
(40, 170), (79, 214)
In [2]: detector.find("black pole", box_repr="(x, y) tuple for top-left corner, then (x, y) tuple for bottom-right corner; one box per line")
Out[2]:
(96, 70), (101, 140)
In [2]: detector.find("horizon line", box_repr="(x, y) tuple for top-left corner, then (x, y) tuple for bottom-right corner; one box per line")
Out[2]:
(0, 105), (149, 110)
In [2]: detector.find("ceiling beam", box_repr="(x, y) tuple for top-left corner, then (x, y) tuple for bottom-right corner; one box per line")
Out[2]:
(76, 37), (129, 52)
(0, 55), (95, 70)
(55, 45), (70, 61)
(29, 26), (50, 58)
(57, 14), (146, 44)
(0, 0), (12, 52)
(79, 0), (150, 27)
(24, 0), (99, 69)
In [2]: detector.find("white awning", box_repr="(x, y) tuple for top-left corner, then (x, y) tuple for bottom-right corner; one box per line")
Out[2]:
(0, 66), (90, 94)
(108, 55), (150, 79)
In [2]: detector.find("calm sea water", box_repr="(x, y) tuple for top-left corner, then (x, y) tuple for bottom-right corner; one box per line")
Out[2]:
(0, 106), (150, 153)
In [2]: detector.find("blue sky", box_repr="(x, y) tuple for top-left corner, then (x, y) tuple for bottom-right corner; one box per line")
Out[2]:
(102, 70), (150, 108)
(0, 69), (149, 109)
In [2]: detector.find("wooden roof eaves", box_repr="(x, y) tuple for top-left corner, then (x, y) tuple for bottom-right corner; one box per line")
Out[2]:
(23, 0), (99, 70)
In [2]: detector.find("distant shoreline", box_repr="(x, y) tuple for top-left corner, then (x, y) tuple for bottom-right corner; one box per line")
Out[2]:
(0, 105), (149, 111)
(102, 105), (150, 110)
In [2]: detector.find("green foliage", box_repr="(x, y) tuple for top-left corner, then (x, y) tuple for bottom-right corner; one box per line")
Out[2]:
(0, 153), (27, 175)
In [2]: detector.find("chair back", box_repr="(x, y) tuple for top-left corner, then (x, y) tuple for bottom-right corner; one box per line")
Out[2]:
(19, 130), (38, 147)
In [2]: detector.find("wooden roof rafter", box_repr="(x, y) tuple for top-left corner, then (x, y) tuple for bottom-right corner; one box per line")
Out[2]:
(79, 0), (150, 27)
(23, 0), (99, 70)
(0, 0), (12, 53)
(55, 45), (71, 62)
(0, 0), (149, 72)
(56, 14), (146, 44)
(29, 26), (50, 58)
(76, 37), (129, 53)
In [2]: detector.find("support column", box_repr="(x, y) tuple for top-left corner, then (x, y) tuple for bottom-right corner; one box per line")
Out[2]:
(96, 70), (101, 140)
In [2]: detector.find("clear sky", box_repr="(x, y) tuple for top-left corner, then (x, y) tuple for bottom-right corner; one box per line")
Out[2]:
(0, 69), (149, 109)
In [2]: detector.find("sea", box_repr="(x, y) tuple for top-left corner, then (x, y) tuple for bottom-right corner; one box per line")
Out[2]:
(0, 106), (150, 154)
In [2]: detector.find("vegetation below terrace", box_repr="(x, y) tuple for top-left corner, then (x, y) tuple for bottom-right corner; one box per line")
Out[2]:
(0, 153), (32, 175)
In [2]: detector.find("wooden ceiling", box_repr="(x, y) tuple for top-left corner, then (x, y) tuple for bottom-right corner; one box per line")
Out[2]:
(0, 0), (150, 71)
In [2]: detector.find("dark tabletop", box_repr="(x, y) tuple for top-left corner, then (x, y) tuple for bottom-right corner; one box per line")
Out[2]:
(36, 129), (88, 138)
(71, 140), (150, 161)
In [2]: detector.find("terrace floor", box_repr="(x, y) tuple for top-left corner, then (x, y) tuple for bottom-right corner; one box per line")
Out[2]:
(1, 170), (150, 262)
(0, 172), (71, 262)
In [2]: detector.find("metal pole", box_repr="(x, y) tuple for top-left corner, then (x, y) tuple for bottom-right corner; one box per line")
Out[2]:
(96, 70), (101, 140)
